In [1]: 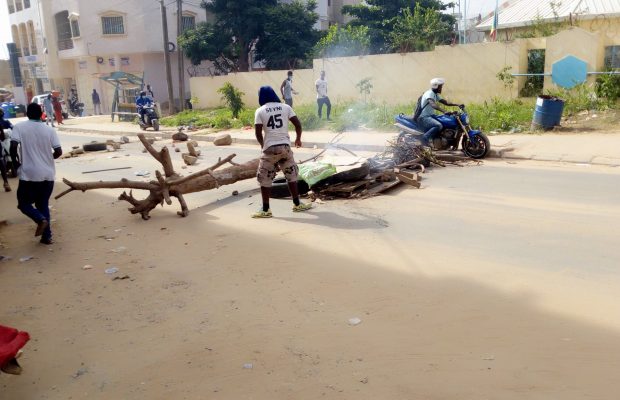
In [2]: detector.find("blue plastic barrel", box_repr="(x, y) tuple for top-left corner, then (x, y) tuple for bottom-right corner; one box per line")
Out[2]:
(531, 95), (564, 130)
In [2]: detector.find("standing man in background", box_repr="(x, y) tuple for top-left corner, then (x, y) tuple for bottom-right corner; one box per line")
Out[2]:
(10, 104), (63, 245)
(92, 89), (102, 115)
(315, 70), (331, 120)
(280, 71), (298, 107)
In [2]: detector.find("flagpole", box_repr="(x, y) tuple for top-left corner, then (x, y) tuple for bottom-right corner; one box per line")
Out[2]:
(493, 0), (500, 41)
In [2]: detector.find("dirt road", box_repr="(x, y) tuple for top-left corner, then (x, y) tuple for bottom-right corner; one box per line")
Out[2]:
(1, 137), (620, 399)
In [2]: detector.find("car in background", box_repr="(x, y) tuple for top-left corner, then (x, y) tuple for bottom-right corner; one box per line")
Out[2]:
(31, 93), (69, 119)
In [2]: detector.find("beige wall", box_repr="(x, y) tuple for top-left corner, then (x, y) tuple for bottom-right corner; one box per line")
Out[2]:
(0, 60), (12, 88)
(189, 27), (620, 109)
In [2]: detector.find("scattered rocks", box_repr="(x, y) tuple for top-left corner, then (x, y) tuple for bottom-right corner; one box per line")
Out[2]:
(175, 147), (180, 152)
(172, 132), (189, 142)
(183, 154), (198, 166)
(213, 134), (232, 146)
(348, 317), (362, 326)
(120, 136), (130, 144)
(232, 190), (239, 196)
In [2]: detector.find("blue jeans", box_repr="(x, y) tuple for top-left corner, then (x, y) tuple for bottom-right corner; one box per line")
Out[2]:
(317, 97), (331, 119)
(17, 180), (54, 240)
(418, 116), (443, 143)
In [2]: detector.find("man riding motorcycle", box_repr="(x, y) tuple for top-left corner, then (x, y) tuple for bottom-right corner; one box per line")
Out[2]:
(417, 78), (463, 147)
(136, 91), (153, 124)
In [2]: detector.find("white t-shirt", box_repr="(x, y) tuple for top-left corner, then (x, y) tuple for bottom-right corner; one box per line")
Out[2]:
(315, 78), (328, 98)
(11, 120), (61, 181)
(254, 102), (296, 150)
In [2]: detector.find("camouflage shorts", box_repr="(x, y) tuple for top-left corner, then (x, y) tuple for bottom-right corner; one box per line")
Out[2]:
(257, 144), (299, 187)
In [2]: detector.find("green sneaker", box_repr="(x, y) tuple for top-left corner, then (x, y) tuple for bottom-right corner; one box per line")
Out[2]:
(252, 209), (273, 218)
(292, 202), (313, 212)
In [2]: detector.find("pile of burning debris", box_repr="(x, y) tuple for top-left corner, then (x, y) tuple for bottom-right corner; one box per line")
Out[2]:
(294, 132), (481, 200)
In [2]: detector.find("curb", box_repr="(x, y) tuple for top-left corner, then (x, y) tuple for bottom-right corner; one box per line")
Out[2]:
(57, 126), (388, 153)
(56, 126), (619, 167)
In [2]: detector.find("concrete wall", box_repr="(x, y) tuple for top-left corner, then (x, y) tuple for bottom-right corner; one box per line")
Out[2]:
(189, 27), (620, 109)
(190, 40), (524, 108)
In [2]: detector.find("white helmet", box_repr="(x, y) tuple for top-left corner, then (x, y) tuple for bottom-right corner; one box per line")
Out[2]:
(430, 78), (445, 89)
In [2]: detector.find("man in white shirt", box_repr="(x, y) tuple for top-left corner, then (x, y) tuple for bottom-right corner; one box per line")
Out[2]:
(315, 70), (331, 120)
(252, 86), (312, 218)
(10, 103), (63, 244)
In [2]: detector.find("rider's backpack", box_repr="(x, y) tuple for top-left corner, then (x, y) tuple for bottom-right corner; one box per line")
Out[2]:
(413, 95), (429, 122)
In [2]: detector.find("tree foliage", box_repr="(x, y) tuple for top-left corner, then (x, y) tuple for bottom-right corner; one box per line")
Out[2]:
(202, 0), (278, 71)
(390, 4), (453, 52)
(342, 0), (454, 54)
(178, 22), (237, 73)
(314, 25), (371, 58)
(256, 1), (320, 70)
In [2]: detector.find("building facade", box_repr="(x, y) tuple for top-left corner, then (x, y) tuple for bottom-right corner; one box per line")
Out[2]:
(6, 0), (205, 113)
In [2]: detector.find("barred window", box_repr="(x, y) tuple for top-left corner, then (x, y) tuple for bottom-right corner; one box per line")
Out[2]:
(24, 0), (29, 8)
(604, 46), (620, 69)
(15, 0), (22, 12)
(101, 15), (125, 35)
(7, 0), (15, 14)
(181, 15), (195, 32)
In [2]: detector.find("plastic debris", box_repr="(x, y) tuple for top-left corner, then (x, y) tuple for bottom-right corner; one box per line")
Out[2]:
(111, 246), (127, 253)
(242, 363), (253, 369)
(348, 317), (362, 326)
(134, 170), (150, 177)
(104, 267), (119, 275)
(0, 255), (12, 262)
(82, 265), (94, 270)
(19, 256), (34, 263)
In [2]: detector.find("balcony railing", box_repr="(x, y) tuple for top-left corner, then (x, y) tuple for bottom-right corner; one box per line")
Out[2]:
(58, 38), (74, 51)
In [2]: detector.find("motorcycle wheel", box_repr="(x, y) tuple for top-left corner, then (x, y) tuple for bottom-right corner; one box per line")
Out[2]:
(462, 134), (490, 159)
(152, 119), (160, 131)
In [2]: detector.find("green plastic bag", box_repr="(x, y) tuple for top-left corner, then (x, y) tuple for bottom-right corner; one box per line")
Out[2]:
(298, 162), (337, 186)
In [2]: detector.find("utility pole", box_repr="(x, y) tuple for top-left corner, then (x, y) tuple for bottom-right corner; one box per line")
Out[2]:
(160, 0), (175, 115)
(177, 0), (185, 111)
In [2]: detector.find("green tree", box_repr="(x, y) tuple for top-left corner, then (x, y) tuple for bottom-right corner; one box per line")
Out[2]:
(178, 22), (237, 73)
(314, 25), (371, 58)
(256, 1), (320, 70)
(342, 0), (454, 54)
(200, 0), (278, 72)
(389, 4), (453, 52)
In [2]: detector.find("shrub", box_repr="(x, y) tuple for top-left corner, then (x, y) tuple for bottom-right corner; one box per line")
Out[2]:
(545, 83), (609, 116)
(595, 71), (620, 103)
(467, 98), (535, 132)
(217, 82), (245, 118)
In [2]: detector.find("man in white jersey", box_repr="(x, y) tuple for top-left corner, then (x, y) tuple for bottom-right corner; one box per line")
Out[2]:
(10, 103), (63, 244)
(315, 70), (331, 120)
(252, 86), (312, 218)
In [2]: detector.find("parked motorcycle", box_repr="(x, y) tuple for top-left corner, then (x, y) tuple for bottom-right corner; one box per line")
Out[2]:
(138, 104), (160, 131)
(394, 106), (490, 159)
(68, 100), (84, 117)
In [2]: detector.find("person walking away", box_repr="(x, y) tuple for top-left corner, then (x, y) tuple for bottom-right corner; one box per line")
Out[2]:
(417, 78), (463, 147)
(9, 104), (63, 245)
(315, 70), (331, 120)
(252, 86), (312, 218)
(43, 94), (54, 126)
(280, 71), (298, 107)
(52, 96), (63, 125)
(92, 89), (101, 115)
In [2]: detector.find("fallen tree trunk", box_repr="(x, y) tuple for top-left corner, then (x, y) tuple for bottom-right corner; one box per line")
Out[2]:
(56, 134), (259, 220)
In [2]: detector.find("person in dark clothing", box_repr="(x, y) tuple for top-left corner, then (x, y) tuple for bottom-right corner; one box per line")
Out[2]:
(92, 89), (101, 115)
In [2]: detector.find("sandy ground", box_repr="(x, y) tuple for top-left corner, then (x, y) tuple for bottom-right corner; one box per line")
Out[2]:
(1, 150), (620, 398)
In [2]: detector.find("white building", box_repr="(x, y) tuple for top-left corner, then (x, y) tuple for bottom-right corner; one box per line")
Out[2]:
(279, 0), (360, 30)
(6, 0), (205, 113)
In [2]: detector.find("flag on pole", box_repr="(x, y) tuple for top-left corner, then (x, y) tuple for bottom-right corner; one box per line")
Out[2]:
(490, 0), (500, 41)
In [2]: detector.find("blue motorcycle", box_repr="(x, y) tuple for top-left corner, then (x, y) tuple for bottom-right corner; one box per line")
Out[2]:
(394, 106), (490, 159)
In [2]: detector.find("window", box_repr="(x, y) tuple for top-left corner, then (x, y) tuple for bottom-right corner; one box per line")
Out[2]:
(69, 13), (81, 38)
(7, 0), (14, 14)
(55, 11), (73, 50)
(604, 46), (620, 69)
(101, 15), (125, 35)
(181, 14), (196, 32)
(10, 25), (21, 57)
(19, 23), (29, 56)
(27, 20), (37, 55)
(15, 0), (21, 12)
(24, 0), (29, 8)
